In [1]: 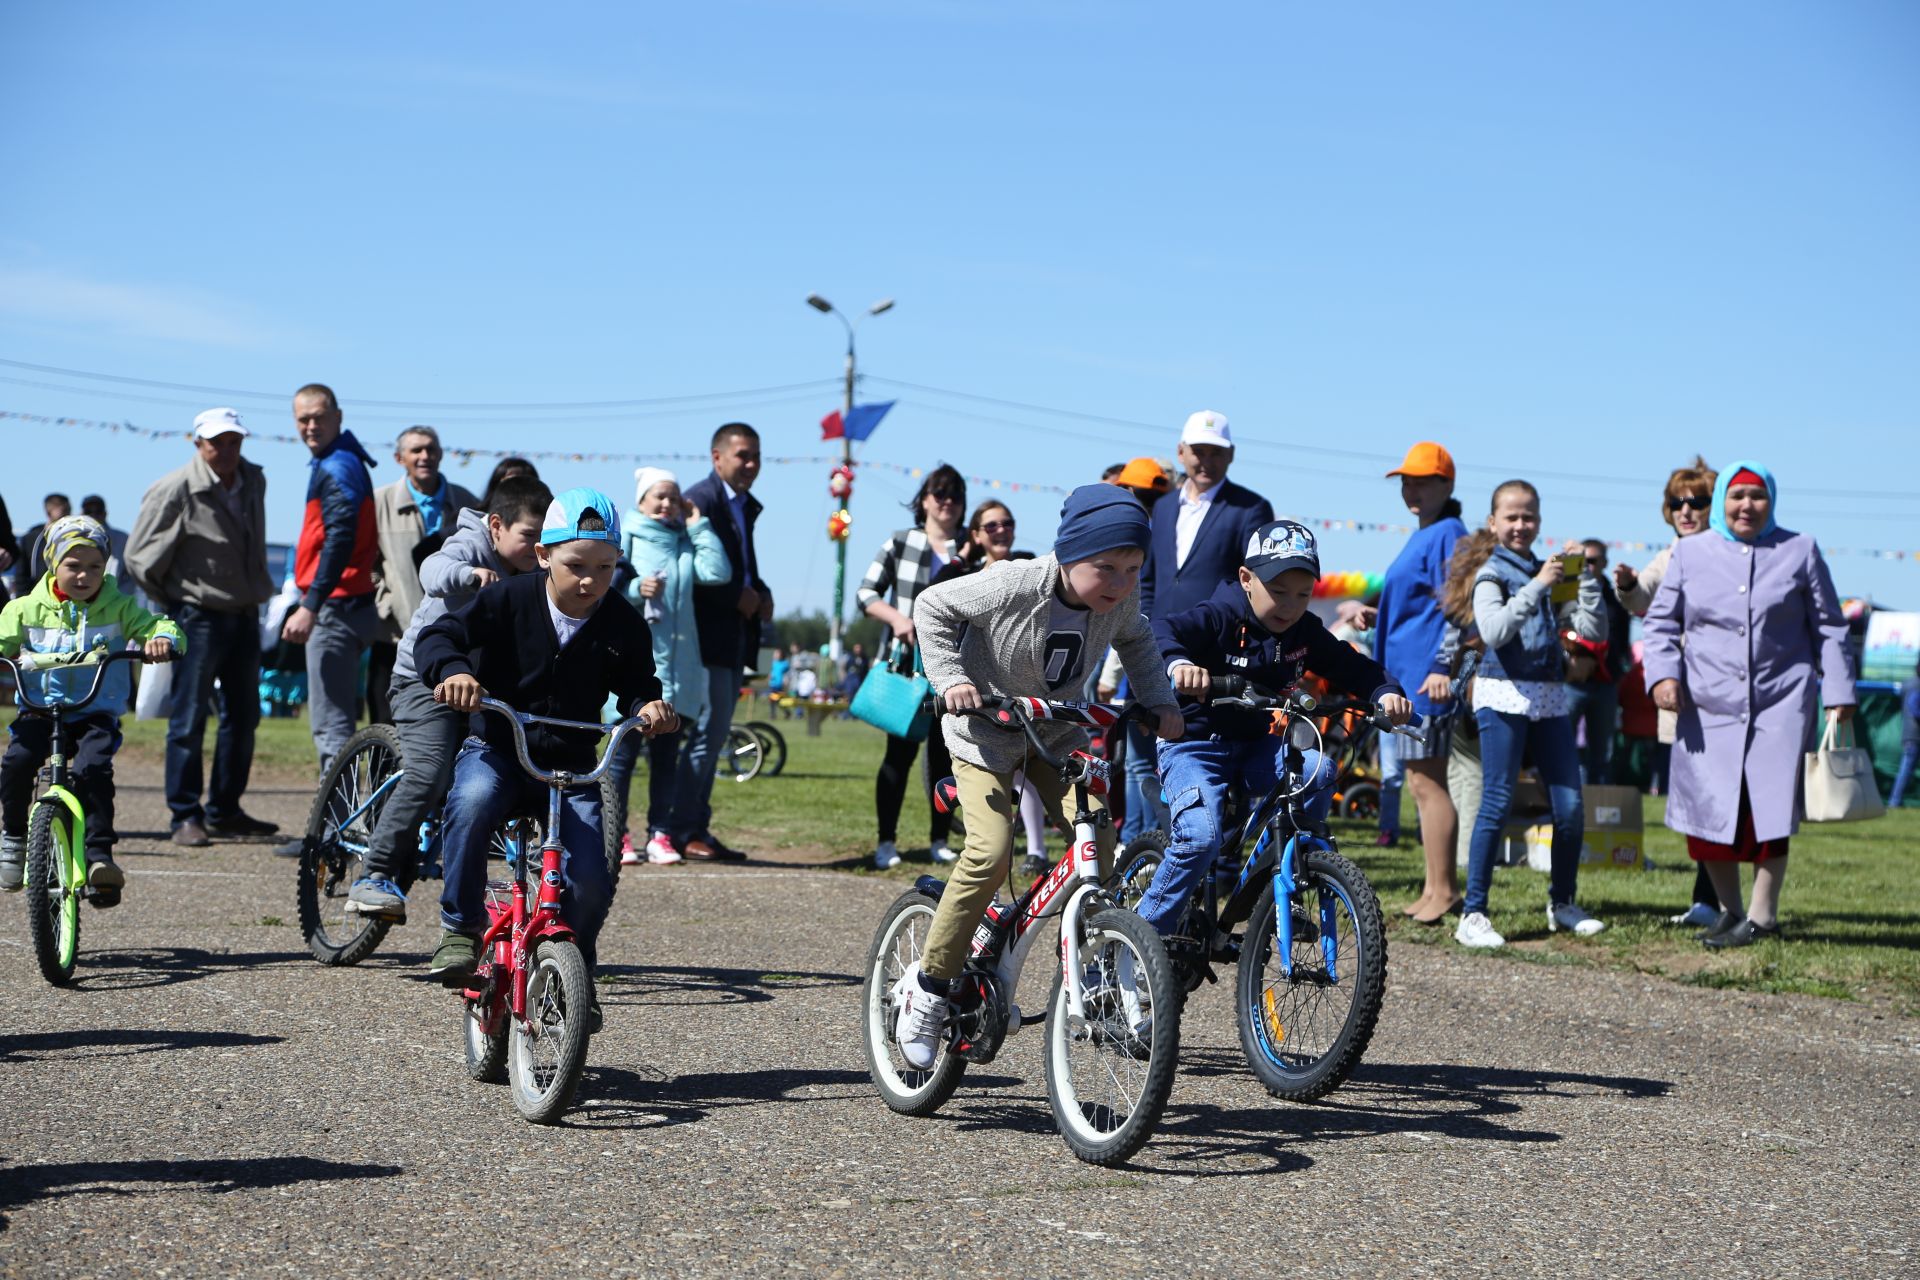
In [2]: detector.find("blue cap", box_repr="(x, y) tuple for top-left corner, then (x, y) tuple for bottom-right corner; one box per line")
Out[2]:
(1243, 520), (1320, 582)
(1054, 483), (1151, 564)
(540, 487), (622, 545)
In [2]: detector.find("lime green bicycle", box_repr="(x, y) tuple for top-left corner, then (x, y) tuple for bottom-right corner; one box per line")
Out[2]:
(3, 647), (147, 985)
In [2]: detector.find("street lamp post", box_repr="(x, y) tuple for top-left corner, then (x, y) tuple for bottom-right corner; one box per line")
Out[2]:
(807, 293), (893, 663)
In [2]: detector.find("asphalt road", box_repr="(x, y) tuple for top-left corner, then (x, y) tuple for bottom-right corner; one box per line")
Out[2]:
(2, 771), (1915, 1279)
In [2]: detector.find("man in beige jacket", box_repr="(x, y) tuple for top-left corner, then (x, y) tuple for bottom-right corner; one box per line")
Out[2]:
(367, 426), (477, 723)
(124, 409), (278, 847)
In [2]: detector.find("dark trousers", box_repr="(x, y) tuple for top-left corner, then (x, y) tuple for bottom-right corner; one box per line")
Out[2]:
(366, 641), (398, 726)
(875, 729), (953, 846)
(1566, 680), (1619, 784)
(164, 604), (262, 828)
(3, 714), (121, 857)
(606, 727), (684, 837)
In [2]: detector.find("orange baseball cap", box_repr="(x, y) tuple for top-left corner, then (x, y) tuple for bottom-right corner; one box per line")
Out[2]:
(1113, 457), (1171, 494)
(1386, 441), (1456, 481)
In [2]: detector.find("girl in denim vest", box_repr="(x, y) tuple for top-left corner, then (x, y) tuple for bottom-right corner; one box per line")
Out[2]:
(1451, 480), (1609, 949)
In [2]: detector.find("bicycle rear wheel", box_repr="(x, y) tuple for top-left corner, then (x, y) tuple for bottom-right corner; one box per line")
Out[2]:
(861, 890), (966, 1116)
(297, 725), (403, 967)
(508, 938), (593, 1123)
(25, 801), (80, 985)
(744, 720), (787, 776)
(1043, 903), (1180, 1166)
(1236, 845), (1386, 1101)
(464, 978), (508, 1084)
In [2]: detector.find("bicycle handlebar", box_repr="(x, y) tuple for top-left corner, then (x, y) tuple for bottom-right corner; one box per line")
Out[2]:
(943, 695), (1145, 774)
(0, 648), (150, 715)
(1208, 673), (1425, 739)
(474, 696), (652, 788)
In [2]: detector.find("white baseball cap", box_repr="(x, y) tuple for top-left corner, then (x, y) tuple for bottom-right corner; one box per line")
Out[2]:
(1180, 409), (1232, 449)
(192, 407), (248, 439)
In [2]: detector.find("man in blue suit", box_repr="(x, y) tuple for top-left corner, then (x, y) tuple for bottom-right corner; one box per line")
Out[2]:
(1127, 410), (1274, 838)
(674, 422), (772, 860)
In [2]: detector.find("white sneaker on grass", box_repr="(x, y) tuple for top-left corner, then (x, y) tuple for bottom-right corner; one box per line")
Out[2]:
(873, 840), (901, 871)
(1548, 903), (1606, 936)
(930, 841), (958, 865)
(645, 833), (683, 865)
(891, 963), (948, 1070)
(1454, 911), (1506, 949)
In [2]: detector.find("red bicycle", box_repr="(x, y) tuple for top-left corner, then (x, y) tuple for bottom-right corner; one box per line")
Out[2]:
(460, 697), (650, 1124)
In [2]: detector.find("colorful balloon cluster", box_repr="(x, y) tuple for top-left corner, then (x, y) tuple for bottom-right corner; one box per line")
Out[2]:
(826, 463), (856, 541)
(1313, 571), (1384, 601)
(827, 509), (853, 541)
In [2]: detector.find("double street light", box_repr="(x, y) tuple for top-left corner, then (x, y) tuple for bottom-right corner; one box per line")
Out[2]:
(807, 294), (894, 662)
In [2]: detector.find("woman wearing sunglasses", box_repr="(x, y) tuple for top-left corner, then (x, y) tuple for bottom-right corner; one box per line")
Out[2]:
(1615, 457), (1719, 926)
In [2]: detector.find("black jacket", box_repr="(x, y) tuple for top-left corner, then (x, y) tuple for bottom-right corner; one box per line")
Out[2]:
(414, 573), (663, 773)
(1154, 580), (1403, 742)
(684, 469), (765, 670)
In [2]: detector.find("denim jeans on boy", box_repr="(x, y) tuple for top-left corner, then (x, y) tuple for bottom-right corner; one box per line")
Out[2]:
(1119, 719), (1169, 842)
(164, 603), (262, 829)
(605, 727), (684, 838)
(1132, 736), (1335, 937)
(1465, 707), (1583, 916)
(669, 664), (743, 842)
(438, 737), (613, 970)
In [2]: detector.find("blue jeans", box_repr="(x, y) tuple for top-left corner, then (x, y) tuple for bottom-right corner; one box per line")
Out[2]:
(164, 604), (262, 827)
(606, 727), (684, 838)
(669, 664), (743, 842)
(1376, 727), (1404, 840)
(1466, 708), (1582, 915)
(1133, 736), (1335, 937)
(1889, 741), (1919, 808)
(1566, 680), (1619, 784)
(438, 738), (612, 970)
(1119, 719), (1168, 842)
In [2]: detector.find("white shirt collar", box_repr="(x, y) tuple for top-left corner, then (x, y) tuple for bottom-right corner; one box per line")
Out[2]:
(720, 478), (748, 505)
(1180, 480), (1220, 508)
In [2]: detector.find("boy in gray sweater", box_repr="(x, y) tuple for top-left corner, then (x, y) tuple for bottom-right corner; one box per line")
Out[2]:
(345, 476), (551, 920)
(892, 484), (1183, 1069)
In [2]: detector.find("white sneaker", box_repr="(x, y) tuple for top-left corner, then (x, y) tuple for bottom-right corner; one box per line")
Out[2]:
(618, 833), (643, 867)
(891, 963), (948, 1069)
(1454, 911), (1506, 949)
(645, 833), (683, 866)
(930, 841), (958, 865)
(1548, 903), (1606, 937)
(873, 840), (901, 871)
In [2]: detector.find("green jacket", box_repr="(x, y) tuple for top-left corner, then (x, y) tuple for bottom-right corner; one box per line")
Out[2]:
(0, 574), (184, 717)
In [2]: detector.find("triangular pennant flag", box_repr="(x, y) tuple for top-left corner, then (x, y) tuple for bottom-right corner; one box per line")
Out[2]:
(820, 409), (844, 440)
(842, 400), (895, 442)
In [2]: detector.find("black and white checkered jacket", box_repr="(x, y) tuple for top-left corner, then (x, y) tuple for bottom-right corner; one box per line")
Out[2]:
(857, 528), (955, 618)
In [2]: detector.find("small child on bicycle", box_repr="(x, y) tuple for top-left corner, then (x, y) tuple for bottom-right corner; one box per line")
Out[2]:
(345, 474), (553, 921)
(892, 483), (1184, 1069)
(413, 488), (679, 999)
(0, 516), (181, 896)
(1133, 520), (1411, 940)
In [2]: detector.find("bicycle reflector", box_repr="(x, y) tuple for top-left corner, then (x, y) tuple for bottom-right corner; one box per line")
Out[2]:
(933, 777), (961, 814)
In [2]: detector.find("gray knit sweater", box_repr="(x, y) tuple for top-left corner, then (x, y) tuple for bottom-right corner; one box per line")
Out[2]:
(912, 553), (1176, 774)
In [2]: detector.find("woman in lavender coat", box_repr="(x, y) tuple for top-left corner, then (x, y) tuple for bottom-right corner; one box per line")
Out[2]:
(1641, 460), (1854, 949)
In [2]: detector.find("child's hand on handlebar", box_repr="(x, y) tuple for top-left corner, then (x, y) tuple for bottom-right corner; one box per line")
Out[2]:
(434, 674), (485, 712)
(142, 637), (177, 664)
(1171, 664), (1210, 698)
(1377, 693), (1413, 726)
(942, 683), (982, 712)
(636, 699), (679, 735)
(1151, 705), (1185, 741)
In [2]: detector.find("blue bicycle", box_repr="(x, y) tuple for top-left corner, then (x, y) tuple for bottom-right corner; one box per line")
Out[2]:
(1111, 675), (1421, 1101)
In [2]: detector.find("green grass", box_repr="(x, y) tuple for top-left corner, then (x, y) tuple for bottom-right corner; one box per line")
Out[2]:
(102, 699), (1920, 1010)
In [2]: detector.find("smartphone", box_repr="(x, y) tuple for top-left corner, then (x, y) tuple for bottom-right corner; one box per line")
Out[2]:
(1551, 552), (1584, 603)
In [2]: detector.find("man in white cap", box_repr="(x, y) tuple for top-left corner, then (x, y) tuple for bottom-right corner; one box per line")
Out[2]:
(124, 408), (280, 847)
(1125, 409), (1274, 840)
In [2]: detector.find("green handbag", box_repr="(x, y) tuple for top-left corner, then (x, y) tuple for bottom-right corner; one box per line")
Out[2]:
(849, 639), (935, 742)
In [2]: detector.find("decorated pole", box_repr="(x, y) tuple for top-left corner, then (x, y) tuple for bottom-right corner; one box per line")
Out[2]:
(807, 294), (894, 664)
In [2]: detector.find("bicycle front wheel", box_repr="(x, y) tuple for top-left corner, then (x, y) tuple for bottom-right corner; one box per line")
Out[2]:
(1044, 903), (1180, 1167)
(297, 725), (403, 967)
(601, 769), (628, 893)
(724, 726), (764, 783)
(861, 890), (966, 1116)
(25, 801), (80, 985)
(508, 939), (593, 1124)
(1236, 845), (1386, 1102)
(744, 720), (787, 776)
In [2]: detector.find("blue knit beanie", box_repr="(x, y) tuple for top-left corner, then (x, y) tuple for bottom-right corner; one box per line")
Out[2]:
(1054, 484), (1151, 564)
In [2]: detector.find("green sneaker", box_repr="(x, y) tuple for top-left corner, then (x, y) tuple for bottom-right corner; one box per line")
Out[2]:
(430, 931), (480, 984)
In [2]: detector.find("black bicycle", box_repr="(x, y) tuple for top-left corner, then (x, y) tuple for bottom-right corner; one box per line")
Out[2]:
(1111, 675), (1422, 1101)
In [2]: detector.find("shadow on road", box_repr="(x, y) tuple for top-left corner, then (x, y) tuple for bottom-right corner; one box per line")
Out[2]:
(593, 965), (860, 1008)
(68, 947), (313, 992)
(0, 1156), (403, 1231)
(568, 1062), (1028, 1131)
(0, 1028), (282, 1063)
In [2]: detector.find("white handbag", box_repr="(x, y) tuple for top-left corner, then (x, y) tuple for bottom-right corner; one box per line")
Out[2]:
(132, 657), (173, 722)
(1802, 718), (1885, 823)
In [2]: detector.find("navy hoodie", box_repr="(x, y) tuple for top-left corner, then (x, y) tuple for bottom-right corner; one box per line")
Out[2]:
(1153, 580), (1403, 742)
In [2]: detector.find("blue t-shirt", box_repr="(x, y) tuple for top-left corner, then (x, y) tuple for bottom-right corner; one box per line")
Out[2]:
(1375, 516), (1467, 718)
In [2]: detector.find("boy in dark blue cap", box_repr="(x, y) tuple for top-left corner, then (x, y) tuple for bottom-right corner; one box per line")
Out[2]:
(1132, 520), (1412, 939)
(415, 487), (679, 991)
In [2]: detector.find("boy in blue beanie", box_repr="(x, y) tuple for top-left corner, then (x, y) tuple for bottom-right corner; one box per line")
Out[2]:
(887, 484), (1184, 1070)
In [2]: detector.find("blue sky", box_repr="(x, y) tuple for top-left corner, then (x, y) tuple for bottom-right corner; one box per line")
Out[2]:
(4, 1), (1915, 610)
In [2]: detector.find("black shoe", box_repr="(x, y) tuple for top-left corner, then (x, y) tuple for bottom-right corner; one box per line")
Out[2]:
(1704, 918), (1781, 950)
(206, 812), (280, 839)
(1694, 909), (1744, 943)
(586, 994), (603, 1035)
(1020, 853), (1050, 878)
(272, 837), (307, 859)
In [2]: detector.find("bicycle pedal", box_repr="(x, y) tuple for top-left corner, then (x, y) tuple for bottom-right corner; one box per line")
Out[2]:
(89, 889), (123, 910)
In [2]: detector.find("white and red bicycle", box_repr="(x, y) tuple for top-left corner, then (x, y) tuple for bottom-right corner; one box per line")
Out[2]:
(859, 696), (1181, 1166)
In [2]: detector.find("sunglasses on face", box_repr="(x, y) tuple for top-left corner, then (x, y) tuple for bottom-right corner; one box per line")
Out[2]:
(977, 520), (1014, 534)
(1667, 494), (1711, 512)
(929, 489), (963, 503)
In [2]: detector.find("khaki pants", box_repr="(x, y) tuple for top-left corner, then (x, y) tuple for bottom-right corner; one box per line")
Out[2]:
(921, 756), (1115, 980)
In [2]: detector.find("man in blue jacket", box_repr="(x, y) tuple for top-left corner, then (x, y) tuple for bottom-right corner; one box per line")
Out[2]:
(672, 422), (772, 860)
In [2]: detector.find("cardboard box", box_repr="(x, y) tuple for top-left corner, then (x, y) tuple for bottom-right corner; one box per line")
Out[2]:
(1522, 784), (1647, 872)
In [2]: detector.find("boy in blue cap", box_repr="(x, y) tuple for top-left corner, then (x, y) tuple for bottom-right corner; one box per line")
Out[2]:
(414, 487), (679, 992)
(1133, 520), (1411, 939)
(889, 483), (1184, 1070)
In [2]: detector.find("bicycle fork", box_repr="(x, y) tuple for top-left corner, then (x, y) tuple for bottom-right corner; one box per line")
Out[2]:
(1272, 833), (1339, 982)
(1056, 788), (1142, 1031)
